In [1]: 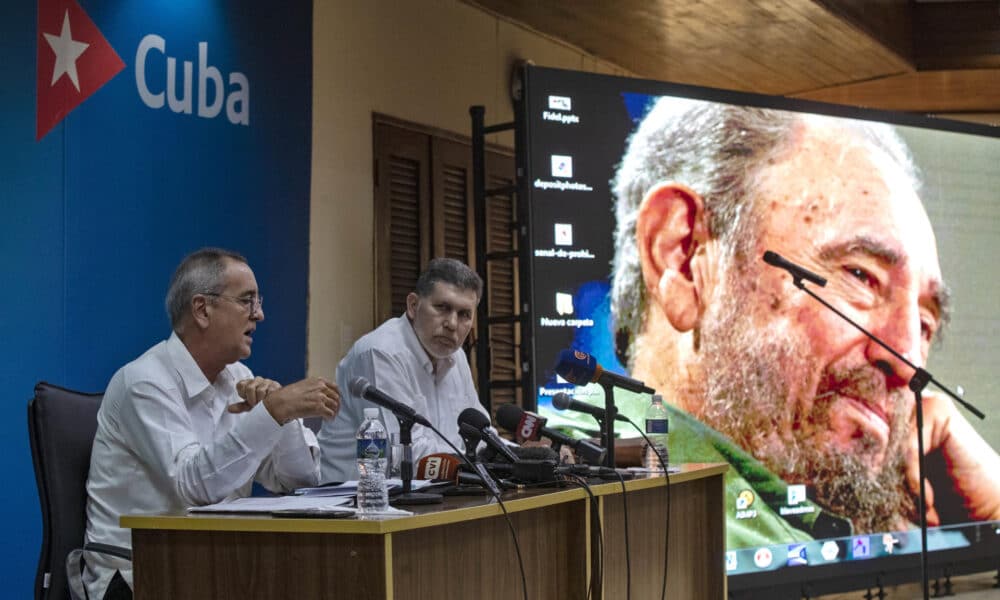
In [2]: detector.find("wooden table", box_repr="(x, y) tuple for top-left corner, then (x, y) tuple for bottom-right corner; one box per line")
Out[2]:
(123, 462), (727, 599)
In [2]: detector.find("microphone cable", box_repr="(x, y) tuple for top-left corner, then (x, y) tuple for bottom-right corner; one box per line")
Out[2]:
(425, 423), (529, 600)
(562, 473), (602, 600)
(620, 416), (671, 600)
(609, 469), (631, 600)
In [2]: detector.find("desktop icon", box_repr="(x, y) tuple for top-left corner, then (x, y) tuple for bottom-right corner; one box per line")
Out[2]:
(554, 223), (573, 246)
(882, 533), (899, 554)
(786, 544), (807, 567)
(551, 155), (573, 178)
(725, 551), (738, 571)
(555, 292), (574, 316)
(753, 547), (773, 568)
(851, 536), (871, 559)
(548, 95), (572, 111)
(820, 540), (840, 561)
(735, 489), (755, 510)
(787, 484), (806, 505)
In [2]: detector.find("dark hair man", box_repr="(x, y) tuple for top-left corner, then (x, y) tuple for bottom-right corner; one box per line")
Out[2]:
(319, 258), (487, 482)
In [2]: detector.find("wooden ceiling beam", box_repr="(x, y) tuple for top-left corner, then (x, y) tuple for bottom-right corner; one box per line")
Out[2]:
(790, 68), (1000, 113)
(812, 0), (914, 63)
(466, 0), (910, 94)
(913, 1), (1000, 70)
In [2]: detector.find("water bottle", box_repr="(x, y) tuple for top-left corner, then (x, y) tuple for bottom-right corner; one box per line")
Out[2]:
(356, 407), (389, 513)
(643, 395), (669, 471)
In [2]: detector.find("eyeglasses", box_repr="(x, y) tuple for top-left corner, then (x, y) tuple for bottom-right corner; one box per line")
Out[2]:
(203, 293), (263, 316)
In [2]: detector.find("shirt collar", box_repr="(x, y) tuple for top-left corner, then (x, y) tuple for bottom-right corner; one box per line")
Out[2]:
(166, 331), (238, 401)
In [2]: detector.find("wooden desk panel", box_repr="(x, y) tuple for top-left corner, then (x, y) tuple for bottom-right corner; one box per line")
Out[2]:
(391, 498), (587, 599)
(125, 463), (727, 600)
(132, 529), (386, 599)
(601, 472), (725, 599)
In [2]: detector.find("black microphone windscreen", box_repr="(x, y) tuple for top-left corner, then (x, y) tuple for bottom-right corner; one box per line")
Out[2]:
(458, 407), (491, 430)
(495, 404), (523, 432)
(512, 445), (559, 461)
(476, 445), (499, 463)
(551, 392), (572, 411)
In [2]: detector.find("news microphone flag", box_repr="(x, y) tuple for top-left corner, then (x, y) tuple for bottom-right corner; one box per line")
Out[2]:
(415, 453), (463, 482)
(555, 348), (655, 395)
(496, 403), (546, 443)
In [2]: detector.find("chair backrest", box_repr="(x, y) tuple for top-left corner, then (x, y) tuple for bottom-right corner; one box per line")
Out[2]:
(28, 382), (104, 600)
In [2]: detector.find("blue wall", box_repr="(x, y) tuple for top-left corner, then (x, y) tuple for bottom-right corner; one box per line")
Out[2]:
(1, 1), (312, 595)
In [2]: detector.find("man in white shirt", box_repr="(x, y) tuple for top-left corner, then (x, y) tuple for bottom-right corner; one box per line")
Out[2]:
(319, 258), (489, 483)
(83, 248), (341, 600)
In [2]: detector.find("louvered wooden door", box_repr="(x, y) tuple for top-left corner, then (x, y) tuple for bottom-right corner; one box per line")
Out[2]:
(373, 117), (515, 398)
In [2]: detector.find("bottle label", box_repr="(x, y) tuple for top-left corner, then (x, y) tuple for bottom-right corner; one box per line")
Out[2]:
(357, 438), (387, 459)
(645, 418), (668, 434)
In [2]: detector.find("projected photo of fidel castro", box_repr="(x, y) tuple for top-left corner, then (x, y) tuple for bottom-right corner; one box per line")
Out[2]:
(606, 97), (1000, 544)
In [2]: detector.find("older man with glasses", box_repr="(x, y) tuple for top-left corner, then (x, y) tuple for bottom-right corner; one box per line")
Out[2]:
(82, 247), (341, 600)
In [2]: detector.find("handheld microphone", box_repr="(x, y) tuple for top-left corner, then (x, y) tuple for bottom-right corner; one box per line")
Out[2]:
(495, 404), (607, 466)
(477, 445), (561, 485)
(349, 376), (432, 427)
(415, 453), (464, 481)
(495, 403), (546, 444)
(417, 451), (505, 493)
(477, 444), (559, 464)
(457, 408), (520, 464)
(762, 250), (827, 287)
(551, 392), (629, 423)
(554, 349), (655, 395)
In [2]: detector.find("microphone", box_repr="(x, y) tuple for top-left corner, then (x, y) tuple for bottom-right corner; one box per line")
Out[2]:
(457, 408), (520, 464)
(554, 349), (654, 395)
(417, 452), (510, 494)
(496, 403), (546, 444)
(495, 404), (607, 466)
(415, 453), (464, 481)
(477, 444), (559, 464)
(349, 376), (432, 427)
(762, 250), (827, 287)
(477, 445), (560, 484)
(551, 392), (629, 423)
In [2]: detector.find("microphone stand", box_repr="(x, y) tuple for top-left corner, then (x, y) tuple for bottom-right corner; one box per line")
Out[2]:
(456, 423), (504, 496)
(598, 382), (619, 468)
(389, 415), (443, 506)
(789, 275), (983, 600)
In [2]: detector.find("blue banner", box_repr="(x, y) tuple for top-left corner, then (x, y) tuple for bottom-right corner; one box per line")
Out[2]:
(1, 1), (312, 595)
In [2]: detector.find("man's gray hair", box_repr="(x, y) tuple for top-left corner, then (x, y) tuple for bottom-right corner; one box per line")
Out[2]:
(610, 97), (921, 363)
(165, 247), (247, 330)
(415, 257), (483, 300)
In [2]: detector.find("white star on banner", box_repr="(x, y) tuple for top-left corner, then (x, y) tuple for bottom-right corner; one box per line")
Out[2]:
(44, 10), (90, 92)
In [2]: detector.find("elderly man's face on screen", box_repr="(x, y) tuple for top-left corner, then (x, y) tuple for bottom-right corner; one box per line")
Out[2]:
(695, 120), (945, 529)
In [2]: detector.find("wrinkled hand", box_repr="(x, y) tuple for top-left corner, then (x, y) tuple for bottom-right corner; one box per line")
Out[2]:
(905, 390), (1000, 525)
(229, 377), (282, 414)
(263, 377), (341, 425)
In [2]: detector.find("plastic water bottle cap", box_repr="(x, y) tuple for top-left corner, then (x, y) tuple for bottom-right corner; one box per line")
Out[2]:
(363, 407), (379, 419)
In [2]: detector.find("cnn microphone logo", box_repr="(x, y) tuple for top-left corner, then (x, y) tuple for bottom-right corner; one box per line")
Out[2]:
(519, 414), (539, 442)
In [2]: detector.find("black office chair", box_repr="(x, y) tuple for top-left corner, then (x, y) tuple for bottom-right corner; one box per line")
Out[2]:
(28, 382), (131, 600)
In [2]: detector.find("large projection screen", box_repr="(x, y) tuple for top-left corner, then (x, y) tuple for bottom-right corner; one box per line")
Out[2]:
(521, 65), (1000, 593)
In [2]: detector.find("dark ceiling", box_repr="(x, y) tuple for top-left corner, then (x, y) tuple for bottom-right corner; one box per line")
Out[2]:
(469, 0), (1000, 124)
